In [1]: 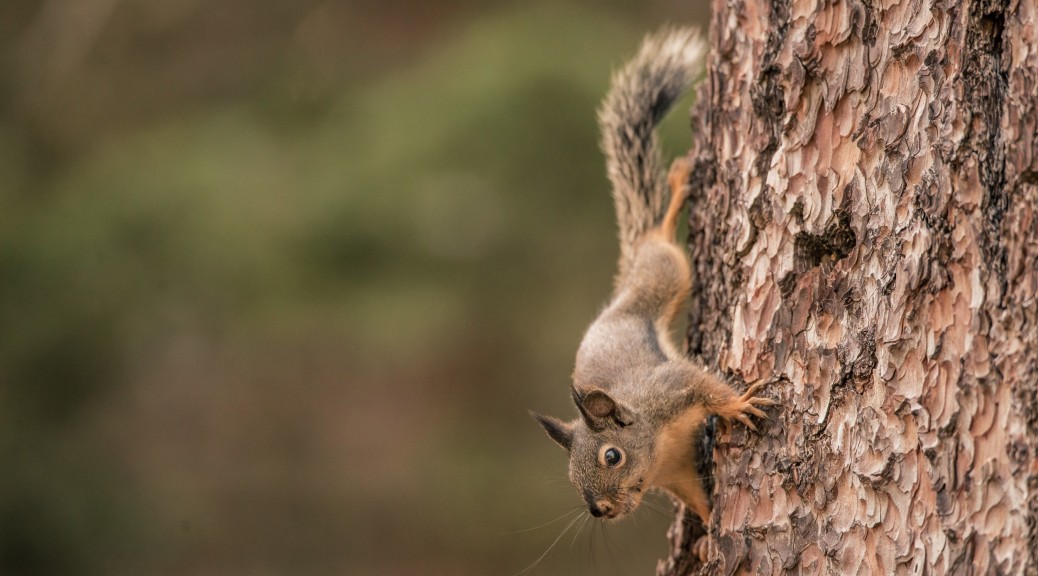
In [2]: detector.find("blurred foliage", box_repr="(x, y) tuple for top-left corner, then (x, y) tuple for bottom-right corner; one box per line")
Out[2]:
(1, 1), (708, 574)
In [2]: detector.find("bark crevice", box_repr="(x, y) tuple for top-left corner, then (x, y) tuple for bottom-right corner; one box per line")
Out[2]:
(962, 0), (1010, 296)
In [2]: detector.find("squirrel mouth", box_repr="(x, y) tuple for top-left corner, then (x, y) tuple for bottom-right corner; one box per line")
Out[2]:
(590, 506), (622, 520)
(589, 503), (615, 519)
(590, 493), (642, 520)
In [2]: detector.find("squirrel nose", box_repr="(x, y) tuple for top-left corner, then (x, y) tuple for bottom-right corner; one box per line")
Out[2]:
(589, 500), (613, 518)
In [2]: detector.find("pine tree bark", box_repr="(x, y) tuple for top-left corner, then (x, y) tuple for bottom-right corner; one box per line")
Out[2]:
(660, 0), (1038, 574)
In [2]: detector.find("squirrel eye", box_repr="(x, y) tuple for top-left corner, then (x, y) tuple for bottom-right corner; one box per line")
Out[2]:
(601, 447), (624, 468)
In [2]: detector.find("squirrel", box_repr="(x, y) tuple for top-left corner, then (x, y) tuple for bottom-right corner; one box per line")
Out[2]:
(530, 27), (775, 524)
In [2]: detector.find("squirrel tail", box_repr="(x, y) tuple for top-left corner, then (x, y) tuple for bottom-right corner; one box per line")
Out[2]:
(598, 27), (706, 278)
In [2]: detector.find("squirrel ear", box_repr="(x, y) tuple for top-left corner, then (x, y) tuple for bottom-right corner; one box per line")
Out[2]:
(530, 411), (574, 451)
(581, 390), (617, 419)
(573, 388), (633, 429)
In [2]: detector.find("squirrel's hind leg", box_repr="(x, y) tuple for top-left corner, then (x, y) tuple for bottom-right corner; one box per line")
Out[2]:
(651, 157), (694, 347)
(659, 156), (692, 240)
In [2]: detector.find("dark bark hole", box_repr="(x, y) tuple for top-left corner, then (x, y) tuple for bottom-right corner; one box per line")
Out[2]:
(963, 0), (1010, 298)
(793, 211), (856, 270)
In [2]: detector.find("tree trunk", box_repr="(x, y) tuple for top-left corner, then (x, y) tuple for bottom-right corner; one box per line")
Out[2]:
(660, 0), (1038, 574)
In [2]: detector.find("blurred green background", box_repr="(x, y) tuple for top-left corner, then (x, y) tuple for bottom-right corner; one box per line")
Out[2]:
(0, 1), (708, 574)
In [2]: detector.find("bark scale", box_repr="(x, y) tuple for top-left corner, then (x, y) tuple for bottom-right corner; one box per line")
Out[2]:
(660, 0), (1038, 574)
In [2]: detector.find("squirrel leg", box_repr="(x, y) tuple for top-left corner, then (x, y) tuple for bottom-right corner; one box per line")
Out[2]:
(650, 399), (714, 523)
(659, 156), (693, 240)
(666, 471), (712, 523)
(654, 443), (712, 522)
(683, 369), (777, 431)
(646, 156), (694, 347)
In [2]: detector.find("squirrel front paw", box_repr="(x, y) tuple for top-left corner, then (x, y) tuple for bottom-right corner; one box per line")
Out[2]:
(715, 381), (777, 431)
(691, 534), (711, 563)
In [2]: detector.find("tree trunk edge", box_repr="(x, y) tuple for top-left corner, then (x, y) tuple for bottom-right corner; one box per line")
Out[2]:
(660, 0), (1038, 574)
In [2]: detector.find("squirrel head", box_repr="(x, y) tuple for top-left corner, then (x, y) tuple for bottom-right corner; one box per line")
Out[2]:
(531, 387), (655, 520)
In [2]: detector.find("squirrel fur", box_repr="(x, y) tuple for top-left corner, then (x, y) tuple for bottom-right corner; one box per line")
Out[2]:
(531, 27), (774, 523)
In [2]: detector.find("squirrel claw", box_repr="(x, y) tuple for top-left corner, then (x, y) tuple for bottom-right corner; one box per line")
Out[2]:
(740, 382), (779, 409)
(743, 404), (767, 419)
(738, 381), (767, 399)
(736, 414), (758, 432)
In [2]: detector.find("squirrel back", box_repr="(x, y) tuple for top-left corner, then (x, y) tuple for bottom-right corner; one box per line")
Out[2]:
(598, 28), (705, 283)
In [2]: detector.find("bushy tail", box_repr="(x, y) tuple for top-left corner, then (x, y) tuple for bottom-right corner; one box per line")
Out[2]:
(598, 27), (705, 278)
